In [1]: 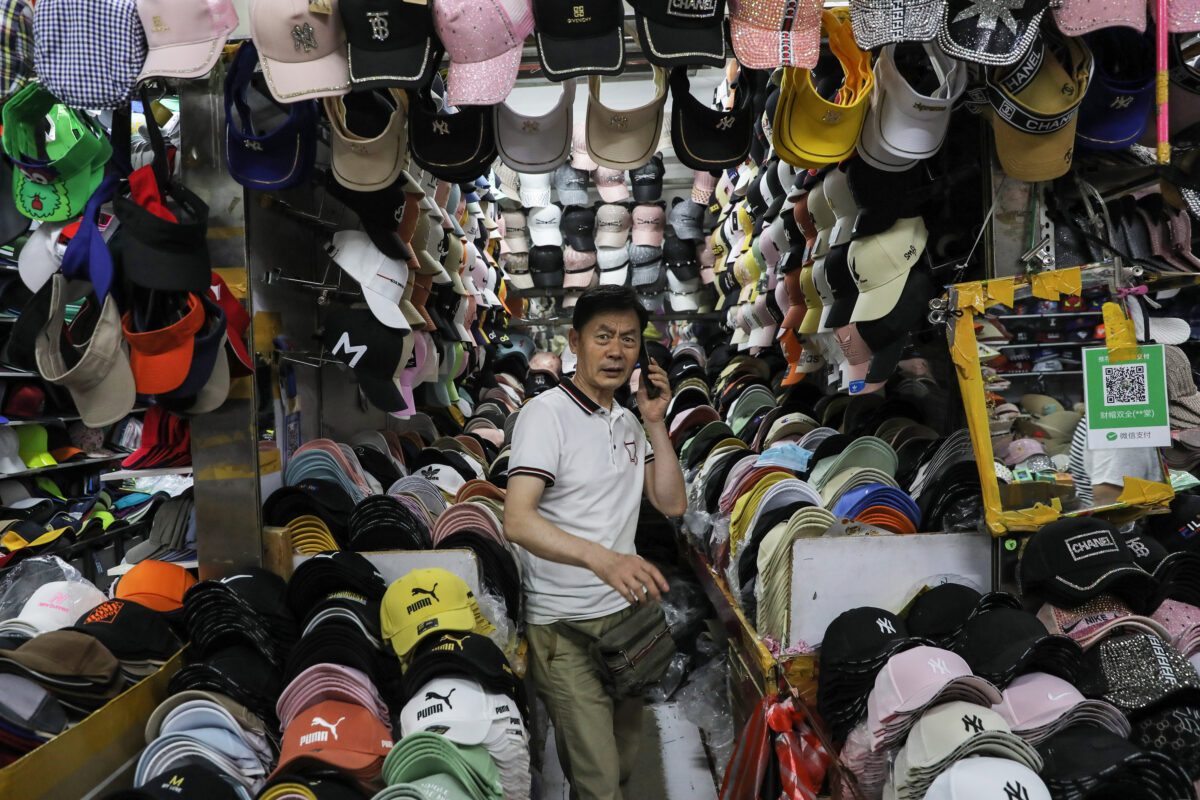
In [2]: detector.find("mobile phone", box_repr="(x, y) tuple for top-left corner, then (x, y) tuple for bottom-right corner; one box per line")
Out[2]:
(640, 342), (661, 399)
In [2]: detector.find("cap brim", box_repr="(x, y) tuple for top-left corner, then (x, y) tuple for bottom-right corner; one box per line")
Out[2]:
(858, 106), (920, 173)
(781, 303), (807, 329)
(536, 30), (624, 81)
(358, 371), (408, 413)
(71, 360), (137, 427)
(850, 269), (912, 324)
(259, 51), (351, 103)
(186, 334), (233, 415)
(446, 47), (522, 107)
(363, 288), (413, 331)
(348, 40), (440, 88)
(992, 114), (1076, 183)
(138, 33), (233, 82)
(635, 16), (725, 67)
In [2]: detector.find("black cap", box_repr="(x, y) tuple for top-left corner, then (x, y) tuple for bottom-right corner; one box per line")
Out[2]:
(348, 494), (431, 551)
(283, 619), (394, 686)
(683, 420), (734, 470)
(1132, 703), (1200, 780)
(532, 0), (625, 81)
(821, 243), (859, 330)
(402, 630), (529, 721)
(1037, 727), (1146, 786)
(340, 0), (444, 89)
(263, 480), (355, 544)
(105, 765), (251, 800)
(1076, 631), (1200, 716)
(1018, 517), (1158, 612)
(439, 531), (521, 622)
(857, 269), (932, 354)
(286, 551), (387, 618)
(663, 233), (700, 281)
(560, 206), (597, 251)
(525, 370), (559, 398)
(905, 585), (1021, 647)
(319, 304), (410, 414)
(630, 154), (665, 202)
(325, 170), (419, 262)
(408, 92), (497, 183)
(819, 607), (918, 671)
(528, 245), (564, 289)
(114, 186), (211, 293)
(168, 644), (282, 723)
(669, 68), (753, 171)
(629, 0), (726, 67)
(1148, 493), (1200, 555)
(71, 599), (181, 661)
(952, 607), (1082, 687)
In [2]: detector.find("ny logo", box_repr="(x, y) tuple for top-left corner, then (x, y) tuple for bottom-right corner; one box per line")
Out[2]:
(1110, 95), (1134, 110)
(715, 115), (735, 130)
(292, 22), (318, 53)
(331, 332), (367, 368)
(367, 11), (389, 40)
(927, 658), (950, 676)
(244, 140), (264, 152)
(961, 713), (984, 733)
(349, 143), (369, 155)
(821, 110), (841, 123)
(610, 114), (629, 129)
(875, 617), (895, 634)
(433, 120), (450, 135)
(1004, 781), (1030, 800)
(522, 120), (540, 133)
(425, 688), (456, 708)
(411, 583), (440, 602)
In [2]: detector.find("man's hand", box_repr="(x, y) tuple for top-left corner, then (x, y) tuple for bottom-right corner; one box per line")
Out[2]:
(637, 358), (671, 424)
(589, 549), (670, 604)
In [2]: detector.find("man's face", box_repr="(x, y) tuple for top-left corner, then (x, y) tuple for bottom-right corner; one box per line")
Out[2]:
(570, 310), (641, 394)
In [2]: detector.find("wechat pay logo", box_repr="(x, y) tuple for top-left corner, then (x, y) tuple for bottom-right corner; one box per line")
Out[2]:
(1105, 431), (1118, 441)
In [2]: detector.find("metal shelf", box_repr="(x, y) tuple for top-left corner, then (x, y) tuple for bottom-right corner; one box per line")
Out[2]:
(993, 312), (1103, 320)
(1, 454), (125, 479)
(2, 408), (148, 428)
(994, 341), (1097, 350)
(100, 466), (193, 482)
(995, 370), (1083, 378)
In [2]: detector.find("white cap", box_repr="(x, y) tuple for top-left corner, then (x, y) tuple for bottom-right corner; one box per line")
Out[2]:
(518, 172), (553, 208)
(528, 205), (563, 247)
(400, 677), (493, 744)
(0, 580), (107, 639)
(923, 757), (1051, 800)
(597, 245), (629, 286)
(18, 221), (67, 293)
(327, 231), (412, 331)
(667, 270), (702, 312)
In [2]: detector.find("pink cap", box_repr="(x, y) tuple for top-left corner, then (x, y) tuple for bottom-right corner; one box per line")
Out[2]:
(631, 205), (665, 246)
(866, 645), (1002, 745)
(1169, 1), (1200, 31)
(276, 663), (390, 728)
(562, 247), (598, 289)
(396, 333), (430, 417)
(594, 167), (630, 202)
(137, 0), (239, 81)
(1152, 599), (1200, 644)
(571, 121), (598, 171)
(434, 0), (533, 107)
(1002, 438), (1045, 467)
(834, 324), (870, 387)
(728, 0), (823, 70)
(991, 671), (1129, 738)
(1052, 0), (1146, 34)
(692, 170), (718, 205)
(1036, 595), (1171, 649)
(250, 0), (350, 103)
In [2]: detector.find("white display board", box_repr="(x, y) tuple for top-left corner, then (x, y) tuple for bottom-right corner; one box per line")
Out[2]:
(789, 533), (993, 652)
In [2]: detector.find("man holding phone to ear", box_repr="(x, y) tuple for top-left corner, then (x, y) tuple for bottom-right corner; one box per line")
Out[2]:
(504, 285), (686, 800)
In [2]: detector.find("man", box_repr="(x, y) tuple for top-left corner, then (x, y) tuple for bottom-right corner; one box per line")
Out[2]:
(504, 285), (687, 800)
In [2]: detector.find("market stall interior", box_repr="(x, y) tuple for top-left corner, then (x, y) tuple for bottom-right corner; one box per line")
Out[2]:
(1, 0), (1200, 798)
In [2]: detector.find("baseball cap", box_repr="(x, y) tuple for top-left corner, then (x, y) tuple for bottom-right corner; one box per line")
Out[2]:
(122, 292), (204, 396)
(325, 89), (407, 192)
(629, 0), (726, 67)
(1075, 28), (1155, 151)
(224, 42), (318, 192)
(632, 205), (665, 247)
(137, 0), (238, 81)
(585, 68), (670, 170)
(728, 0), (823, 70)
(552, 164), (590, 206)
(850, 0), (942, 49)
(1075, 632), (1200, 715)
(938, 0), (1046, 66)
(867, 645), (1002, 743)
(399, 675), (493, 744)
(115, 559), (197, 613)
(597, 245), (630, 286)
(533, 0), (624, 80)
(340, 0), (443, 89)
(1052, 0), (1145, 36)
(116, 182), (213, 294)
(670, 68), (754, 171)
(0, 580), (107, 640)
(561, 206), (597, 250)
(528, 205), (563, 247)
(859, 43), (966, 172)
(32, 0), (145, 110)
(1018, 517), (1157, 612)
(407, 91), (497, 183)
(518, 171), (553, 208)
(593, 167), (630, 203)
(319, 303), (411, 413)
(328, 230), (415, 331)
(923, 758), (1051, 800)
(595, 204), (631, 248)
(847, 218), (928, 324)
(496, 80), (575, 174)
(1, 85), (112, 223)
(563, 247), (598, 291)
(528, 245), (564, 290)
(249, 0), (351, 102)
(988, 33), (1094, 182)
(35, 276), (136, 428)
(380, 568), (479, 656)
(272, 699), (393, 788)
(435, 0), (533, 107)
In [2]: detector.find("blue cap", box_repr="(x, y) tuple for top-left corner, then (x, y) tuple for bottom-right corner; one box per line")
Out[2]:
(1076, 29), (1155, 150)
(224, 42), (318, 191)
(833, 483), (920, 527)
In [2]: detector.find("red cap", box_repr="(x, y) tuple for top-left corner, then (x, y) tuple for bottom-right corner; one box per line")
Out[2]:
(122, 294), (204, 395)
(272, 699), (393, 789)
(208, 272), (253, 377)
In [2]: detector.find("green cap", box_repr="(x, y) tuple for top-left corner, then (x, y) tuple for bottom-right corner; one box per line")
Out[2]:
(16, 424), (55, 469)
(1, 84), (112, 221)
(381, 732), (502, 800)
(370, 783), (439, 799)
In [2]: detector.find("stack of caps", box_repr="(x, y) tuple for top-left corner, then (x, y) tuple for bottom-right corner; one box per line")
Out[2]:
(1152, 599), (1200, 657)
(402, 631), (529, 726)
(349, 495), (432, 551)
(755, 506), (836, 642)
(0, 630), (123, 712)
(286, 516), (339, 554)
(1037, 594), (1172, 651)
(388, 475), (450, 521)
(400, 676), (531, 800)
(282, 441), (378, 504)
(272, 698), (394, 793)
(807, 435), (898, 495)
(865, 646), (1003, 750)
(817, 607), (926, 741)
(1037, 727), (1195, 799)
(111, 559), (197, 626)
(106, 764), (255, 800)
(136, 691), (276, 793)
(904, 584), (1020, 649)
(120, 406), (192, 471)
(71, 598), (182, 682)
(281, 598), (396, 703)
(379, 731), (503, 800)
(1075, 631), (1200, 716)
(124, 490), (195, 564)
(263, 480), (355, 547)
(182, 569), (298, 670)
(921, 758), (1051, 800)
(0, 578), (106, 644)
(287, 552), (388, 652)
(905, 430), (981, 530)
(169, 645), (282, 727)
(381, 569), (495, 660)
(829, 482), (919, 533)
(951, 607), (1083, 688)
(257, 773), (362, 800)
(991, 672), (1130, 746)
(885, 702), (1043, 800)
(433, 504), (521, 624)
(0, 673), (67, 764)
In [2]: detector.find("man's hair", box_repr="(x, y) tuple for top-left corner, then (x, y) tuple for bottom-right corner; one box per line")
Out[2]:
(571, 285), (649, 332)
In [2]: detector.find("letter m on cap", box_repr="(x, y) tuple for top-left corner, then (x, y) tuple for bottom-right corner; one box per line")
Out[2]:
(332, 332), (367, 368)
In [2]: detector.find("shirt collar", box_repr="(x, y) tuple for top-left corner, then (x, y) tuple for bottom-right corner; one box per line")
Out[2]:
(559, 378), (602, 415)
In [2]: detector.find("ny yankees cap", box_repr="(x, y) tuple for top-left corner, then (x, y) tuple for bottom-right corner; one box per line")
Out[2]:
(407, 90), (497, 183)
(628, 0), (726, 68)
(319, 303), (410, 413)
(249, 0), (351, 103)
(849, 0), (943, 49)
(340, 0), (443, 89)
(137, 0), (239, 81)
(669, 67), (755, 171)
(1075, 28), (1155, 151)
(324, 88), (408, 193)
(923, 757), (1051, 800)
(496, 80), (575, 174)
(585, 68), (670, 170)
(533, 0), (625, 80)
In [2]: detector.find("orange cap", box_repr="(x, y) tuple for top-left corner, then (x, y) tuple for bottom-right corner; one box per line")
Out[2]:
(454, 479), (506, 504)
(115, 559), (197, 612)
(122, 293), (203, 395)
(272, 699), (392, 784)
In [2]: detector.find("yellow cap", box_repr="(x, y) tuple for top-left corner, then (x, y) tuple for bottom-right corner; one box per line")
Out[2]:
(798, 266), (823, 335)
(260, 785), (317, 800)
(381, 568), (478, 657)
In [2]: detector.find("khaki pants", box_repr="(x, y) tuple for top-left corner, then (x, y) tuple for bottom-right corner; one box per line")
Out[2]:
(526, 606), (644, 800)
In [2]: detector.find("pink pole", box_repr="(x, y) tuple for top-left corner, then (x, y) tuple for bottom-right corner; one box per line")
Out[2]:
(1157, 0), (1171, 164)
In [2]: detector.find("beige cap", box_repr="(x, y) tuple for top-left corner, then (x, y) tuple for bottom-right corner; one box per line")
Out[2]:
(585, 67), (669, 170)
(324, 89), (408, 192)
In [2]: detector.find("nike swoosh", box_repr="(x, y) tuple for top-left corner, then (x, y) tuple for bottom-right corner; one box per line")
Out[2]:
(1047, 692), (1073, 701)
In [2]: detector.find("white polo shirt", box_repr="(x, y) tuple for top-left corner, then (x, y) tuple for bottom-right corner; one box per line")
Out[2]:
(509, 378), (654, 625)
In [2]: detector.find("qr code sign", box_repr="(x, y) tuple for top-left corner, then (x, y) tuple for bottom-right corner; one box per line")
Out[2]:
(1102, 363), (1149, 406)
